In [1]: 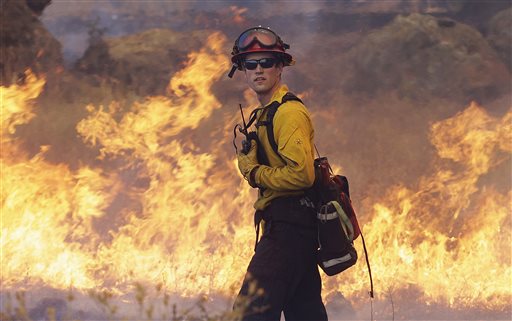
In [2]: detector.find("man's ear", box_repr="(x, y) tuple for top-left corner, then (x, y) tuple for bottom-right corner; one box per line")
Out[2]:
(276, 58), (284, 72)
(276, 62), (283, 77)
(277, 58), (284, 71)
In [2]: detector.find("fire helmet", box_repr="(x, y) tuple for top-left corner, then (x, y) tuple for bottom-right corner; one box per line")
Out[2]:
(228, 27), (294, 78)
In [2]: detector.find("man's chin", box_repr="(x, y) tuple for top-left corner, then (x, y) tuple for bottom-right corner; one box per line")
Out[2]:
(253, 85), (271, 94)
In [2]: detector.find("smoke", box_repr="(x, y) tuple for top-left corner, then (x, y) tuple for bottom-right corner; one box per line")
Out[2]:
(3, 1), (511, 320)
(41, 1), (509, 64)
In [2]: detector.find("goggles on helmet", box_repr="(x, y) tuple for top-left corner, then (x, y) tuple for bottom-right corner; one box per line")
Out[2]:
(236, 27), (286, 51)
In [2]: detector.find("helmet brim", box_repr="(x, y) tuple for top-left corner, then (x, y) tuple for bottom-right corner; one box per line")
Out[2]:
(231, 49), (294, 67)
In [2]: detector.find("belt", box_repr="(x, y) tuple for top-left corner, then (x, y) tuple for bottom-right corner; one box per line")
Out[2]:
(269, 194), (315, 209)
(253, 195), (316, 250)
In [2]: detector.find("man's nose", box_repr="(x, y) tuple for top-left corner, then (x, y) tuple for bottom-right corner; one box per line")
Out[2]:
(255, 64), (264, 73)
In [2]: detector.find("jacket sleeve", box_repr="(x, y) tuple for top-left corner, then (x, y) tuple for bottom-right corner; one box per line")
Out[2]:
(254, 104), (315, 191)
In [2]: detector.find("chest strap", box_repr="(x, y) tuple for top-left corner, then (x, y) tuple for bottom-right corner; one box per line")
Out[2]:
(255, 92), (303, 164)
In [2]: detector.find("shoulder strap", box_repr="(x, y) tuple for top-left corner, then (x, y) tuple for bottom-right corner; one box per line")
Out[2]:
(256, 92), (303, 163)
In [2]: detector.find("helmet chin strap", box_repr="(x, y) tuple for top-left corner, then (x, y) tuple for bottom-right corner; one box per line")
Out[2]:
(228, 63), (238, 78)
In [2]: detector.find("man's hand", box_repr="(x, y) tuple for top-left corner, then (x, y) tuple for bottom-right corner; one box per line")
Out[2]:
(237, 140), (259, 187)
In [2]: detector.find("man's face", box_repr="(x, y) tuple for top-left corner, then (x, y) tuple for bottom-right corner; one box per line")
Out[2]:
(243, 52), (283, 96)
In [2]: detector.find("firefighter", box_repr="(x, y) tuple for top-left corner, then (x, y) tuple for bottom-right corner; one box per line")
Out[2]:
(231, 27), (328, 321)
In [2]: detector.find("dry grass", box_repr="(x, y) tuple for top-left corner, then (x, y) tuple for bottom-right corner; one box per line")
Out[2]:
(0, 281), (263, 321)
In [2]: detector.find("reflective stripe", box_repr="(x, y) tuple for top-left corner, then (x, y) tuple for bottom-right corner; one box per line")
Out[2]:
(322, 253), (353, 268)
(331, 201), (354, 241)
(317, 212), (338, 220)
(317, 201), (355, 241)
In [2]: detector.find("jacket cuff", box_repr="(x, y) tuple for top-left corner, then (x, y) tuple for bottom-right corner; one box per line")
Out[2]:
(249, 165), (260, 187)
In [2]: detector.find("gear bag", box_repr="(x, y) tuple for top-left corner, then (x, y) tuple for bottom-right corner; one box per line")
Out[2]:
(309, 157), (360, 276)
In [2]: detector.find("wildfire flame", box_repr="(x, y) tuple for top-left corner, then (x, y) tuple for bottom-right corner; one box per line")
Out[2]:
(2, 32), (254, 297)
(2, 72), (114, 289)
(229, 6), (248, 25)
(1, 72), (45, 156)
(1, 30), (510, 314)
(326, 102), (511, 310)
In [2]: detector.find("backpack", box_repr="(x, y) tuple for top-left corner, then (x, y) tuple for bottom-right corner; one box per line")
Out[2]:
(251, 92), (374, 297)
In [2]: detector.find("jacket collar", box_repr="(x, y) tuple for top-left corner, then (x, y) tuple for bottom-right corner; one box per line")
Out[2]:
(263, 84), (289, 108)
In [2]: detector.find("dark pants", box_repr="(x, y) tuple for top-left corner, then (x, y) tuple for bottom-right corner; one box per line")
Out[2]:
(234, 196), (328, 321)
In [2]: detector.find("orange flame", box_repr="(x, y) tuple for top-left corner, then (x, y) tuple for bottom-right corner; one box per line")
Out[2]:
(2, 71), (119, 289)
(229, 6), (248, 25)
(322, 102), (511, 309)
(2, 32), (252, 296)
(1, 71), (45, 141)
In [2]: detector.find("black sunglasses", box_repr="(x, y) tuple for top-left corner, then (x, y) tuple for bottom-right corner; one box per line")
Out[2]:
(243, 58), (278, 70)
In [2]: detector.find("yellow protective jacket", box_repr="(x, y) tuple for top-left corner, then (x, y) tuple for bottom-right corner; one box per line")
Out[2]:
(252, 84), (316, 210)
